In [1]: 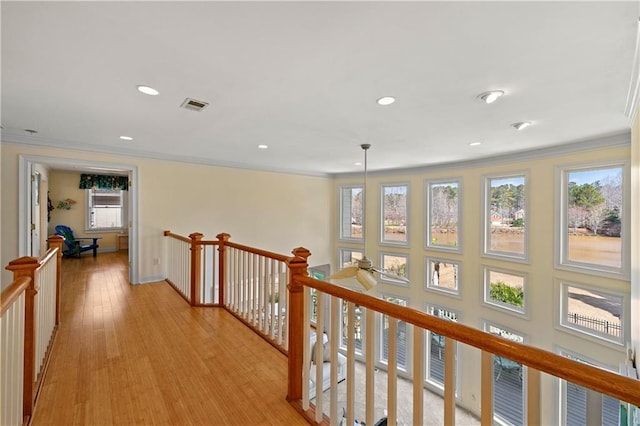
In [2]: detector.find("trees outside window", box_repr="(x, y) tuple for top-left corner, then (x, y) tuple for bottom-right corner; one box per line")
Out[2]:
(561, 165), (625, 273)
(483, 173), (528, 260)
(339, 185), (363, 241)
(381, 183), (408, 245)
(426, 179), (461, 251)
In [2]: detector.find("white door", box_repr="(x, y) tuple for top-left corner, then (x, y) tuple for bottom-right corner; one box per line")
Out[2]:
(30, 167), (41, 258)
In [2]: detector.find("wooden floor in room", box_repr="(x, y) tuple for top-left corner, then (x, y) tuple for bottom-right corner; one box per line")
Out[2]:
(31, 251), (307, 426)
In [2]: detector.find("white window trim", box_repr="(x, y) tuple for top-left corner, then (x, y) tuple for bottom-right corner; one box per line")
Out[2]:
(338, 184), (364, 242)
(425, 177), (463, 253)
(481, 171), (530, 263)
(378, 251), (410, 286)
(555, 346), (618, 426)
(337, 247), (363, 269)
(483, 320), (528, 426)
(424, 303), (461, 395)
(482, 265), (528, 318)
(554, 160), (630, 279)
(377, 292), (410, 373)
(556, 279), (627, 347)
(425, 256), (461, 298)
(379, 182), (410, 247)
(85, 188), (127, 232)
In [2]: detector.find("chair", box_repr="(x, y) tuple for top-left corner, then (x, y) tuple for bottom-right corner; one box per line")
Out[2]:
(55, 225), (101, 258)
(431, 332), (445, 360)
(494, 355), (522, 382)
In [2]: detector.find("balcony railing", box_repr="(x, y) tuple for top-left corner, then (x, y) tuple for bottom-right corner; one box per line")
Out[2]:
(164, 230), (639, 425)
(1, 236), (63, 425)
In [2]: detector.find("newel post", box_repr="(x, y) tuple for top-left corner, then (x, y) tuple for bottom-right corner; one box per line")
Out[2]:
(189, 233), (203, 306)
(47, 235), (64, 325)
(6, 256), (40, 419)
(286, 247), (311, 402)
(216, 233), (231, 306)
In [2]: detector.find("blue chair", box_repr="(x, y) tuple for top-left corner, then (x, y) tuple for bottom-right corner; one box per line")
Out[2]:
(55, 225), (101, 258)
(494, 355), (522, 381)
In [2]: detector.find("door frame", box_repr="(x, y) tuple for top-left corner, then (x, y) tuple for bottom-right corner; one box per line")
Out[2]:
(18, 154), (140, 284)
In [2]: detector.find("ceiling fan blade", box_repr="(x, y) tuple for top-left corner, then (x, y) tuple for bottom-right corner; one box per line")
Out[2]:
(371, 266), (410, 283)
(328, 266), (359, 279)
(356, 269), (378, 291)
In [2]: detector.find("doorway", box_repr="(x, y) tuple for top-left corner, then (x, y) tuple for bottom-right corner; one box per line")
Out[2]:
(19, 155), (139, 284)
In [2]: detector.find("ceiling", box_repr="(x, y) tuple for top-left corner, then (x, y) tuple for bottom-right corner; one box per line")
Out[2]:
(2, 1), (638, 176)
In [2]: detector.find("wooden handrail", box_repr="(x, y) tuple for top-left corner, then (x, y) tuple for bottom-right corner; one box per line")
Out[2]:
(163, 230), (192, 244)
(224, 241), (290, 262)
(297, 274), (640, 407)
(1, 276), (31, 316)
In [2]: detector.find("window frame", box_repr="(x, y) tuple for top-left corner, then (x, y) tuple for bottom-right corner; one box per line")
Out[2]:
(424, 303), (460, 393)
(338, 247), (363, 269)
(85, 188), (126, 232)
(425, 177), (462, 253)
(555, 161), (629, 279)
(483, 321), (528, 426)
(482, 171), (529, 263)
(379, 182), (410, 247)
(338, 184), (364, 242)
(557, 279), (627, 346)
(378, 251), (409, 286)
(556, 347), (620, 426)
(425, 256), (461, 297)
(482, 266), (528, 317)
(378, 292), (409, 372)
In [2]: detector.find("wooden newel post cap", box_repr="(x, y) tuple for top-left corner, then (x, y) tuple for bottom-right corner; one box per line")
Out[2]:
(291, 247), (311, 262)
(188, 232), (204, 241)
(6, 256), (39, 271)
(46, 235), (64, 243)
(216, 233), (231, 242)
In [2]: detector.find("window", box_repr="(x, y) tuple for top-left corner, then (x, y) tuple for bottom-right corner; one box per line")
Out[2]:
(86, 189), (125, 231)
(483, 173), (528, 261)
(558, 349), (619, 425)
(485, 323), (525, 426)
(379, 294), (408, 371)
(380, 183), (408, 245)
(339, 185), (363, 241)
(425, 305), (459, 390)
(557, 163), (627, 277)
(338, 248), (363, 268)
(425, 257), (460, 296)
(559, 281), (625, 344)
(426, 179), (461, 251)
(483, 267), (527, 316)
(340, 300), (365, 356)
(379, 252), (409, 286)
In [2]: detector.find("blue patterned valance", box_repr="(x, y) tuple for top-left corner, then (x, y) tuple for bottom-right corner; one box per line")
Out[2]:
(79, 174), (128, 190)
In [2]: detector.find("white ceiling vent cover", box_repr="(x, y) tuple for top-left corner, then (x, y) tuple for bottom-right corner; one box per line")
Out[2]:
(180, 98), (209, 111)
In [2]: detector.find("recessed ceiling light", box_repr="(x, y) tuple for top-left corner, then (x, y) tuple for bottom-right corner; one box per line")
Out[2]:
(258, 144), (268, 149)
(377, 96), (395, 106)
(512, 121), (532, 131)
(354, 162), (362, 166)
(25, 129), (38, 134)
(119, 136), (133, 141)
(137, 85), (159, 96)
(477, 90), (504, 104)
(469, 142), (482, 146)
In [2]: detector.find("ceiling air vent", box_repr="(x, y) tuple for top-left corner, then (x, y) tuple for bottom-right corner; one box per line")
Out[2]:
(180, 98), (209, 112)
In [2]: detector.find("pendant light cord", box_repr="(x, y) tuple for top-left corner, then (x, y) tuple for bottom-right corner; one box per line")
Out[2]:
(361, 144), (370, 259)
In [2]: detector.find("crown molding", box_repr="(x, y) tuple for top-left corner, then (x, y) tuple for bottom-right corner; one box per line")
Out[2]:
(1, 133), (331, 178)
(332, 130), (631, 179)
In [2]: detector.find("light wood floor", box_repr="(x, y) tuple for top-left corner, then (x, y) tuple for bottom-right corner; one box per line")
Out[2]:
(31, 251), (308, 426)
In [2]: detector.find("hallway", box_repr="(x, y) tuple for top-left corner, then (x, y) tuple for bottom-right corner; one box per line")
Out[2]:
(31, 252), (306, 425)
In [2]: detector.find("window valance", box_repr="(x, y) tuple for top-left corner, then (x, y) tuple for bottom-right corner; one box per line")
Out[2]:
(79, 174), (128, 191)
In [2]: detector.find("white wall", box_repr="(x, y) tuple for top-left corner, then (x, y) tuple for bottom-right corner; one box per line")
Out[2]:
(1, 143), (333, 287)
